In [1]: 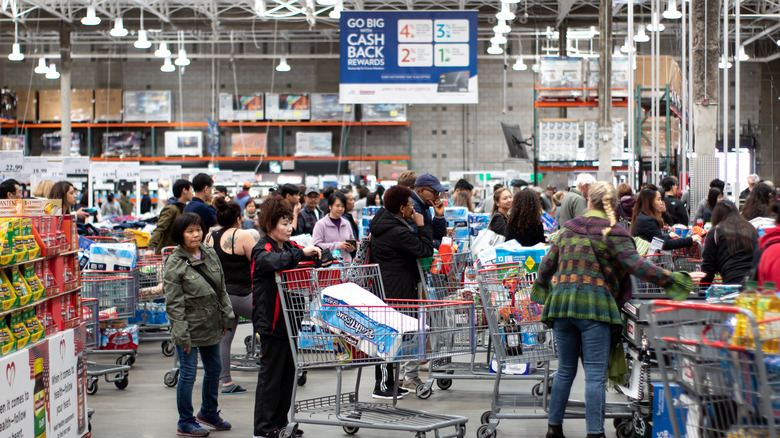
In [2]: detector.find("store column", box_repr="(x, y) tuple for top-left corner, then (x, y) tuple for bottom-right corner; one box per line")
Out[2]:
(60, 27), (72, 157)
(690, 0), (718, 156)
(597, 0), (613, 182)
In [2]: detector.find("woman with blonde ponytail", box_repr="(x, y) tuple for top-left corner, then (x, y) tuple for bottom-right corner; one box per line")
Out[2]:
(531, 181), (703, 438)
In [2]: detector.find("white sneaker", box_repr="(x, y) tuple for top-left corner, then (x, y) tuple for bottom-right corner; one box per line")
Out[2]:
(402, 377), (424, 390)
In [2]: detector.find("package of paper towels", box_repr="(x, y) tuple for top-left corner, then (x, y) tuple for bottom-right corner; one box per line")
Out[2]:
(88, 242), (137, 271)
(310, 282), (426, 361)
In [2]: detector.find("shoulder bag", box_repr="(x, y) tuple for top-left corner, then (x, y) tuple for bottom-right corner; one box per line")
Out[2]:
(470, 214), (506, 258)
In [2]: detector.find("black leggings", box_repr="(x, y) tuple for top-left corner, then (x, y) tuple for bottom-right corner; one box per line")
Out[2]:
(253, 335), (296, 435)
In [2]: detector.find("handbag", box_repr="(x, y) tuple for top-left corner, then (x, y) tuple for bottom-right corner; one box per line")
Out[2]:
(470, 225), (505, 258)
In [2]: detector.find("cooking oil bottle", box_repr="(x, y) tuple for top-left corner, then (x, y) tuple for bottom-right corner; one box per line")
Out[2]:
(757, 282), (780, 354)
(733, 286), (758, 348)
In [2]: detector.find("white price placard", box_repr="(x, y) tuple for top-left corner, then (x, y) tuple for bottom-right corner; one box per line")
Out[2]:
(25, 157), (51, 179)
(433, 19), (470, 42)
(116, 161), (141, 180)
(158, 165), (183, 182)
(397, 44), (433, 67)
(0, 150), (24, 174)
(397, 19), (433, 43)
(433, 43), (470, 67)
(90, 162), (116, 181)
(63, 157), (90, 176)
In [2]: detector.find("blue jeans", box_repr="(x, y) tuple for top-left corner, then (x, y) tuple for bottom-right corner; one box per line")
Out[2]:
(176, 344), (222, 424)
(548, 318), (611, 434)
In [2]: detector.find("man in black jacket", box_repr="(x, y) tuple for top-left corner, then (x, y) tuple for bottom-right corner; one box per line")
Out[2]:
(369, 185), (434, 398)
(661, 176), (689, 226)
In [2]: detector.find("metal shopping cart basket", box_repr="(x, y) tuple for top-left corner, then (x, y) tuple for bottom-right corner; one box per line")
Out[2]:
(277, 263), (473, 438)
(135, 256), (174, 355)
(475, 266), (634, 438)
(647, 300), (780, 438)
(81, 275), (138, 365)
(81, 291), (132, 395)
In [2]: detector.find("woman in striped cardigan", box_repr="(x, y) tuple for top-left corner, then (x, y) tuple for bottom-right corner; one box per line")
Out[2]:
(531, 181), (702, 438)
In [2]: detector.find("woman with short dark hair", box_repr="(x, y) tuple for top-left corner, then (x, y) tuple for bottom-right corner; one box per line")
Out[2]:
(312, 191), (356, 261)
(164, 212), (234, 436)
(369, 185), (434, 398)
(251, 195), (321, 438)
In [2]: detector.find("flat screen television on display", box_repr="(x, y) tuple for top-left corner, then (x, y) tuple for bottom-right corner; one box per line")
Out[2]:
(218, 93), (264, 120)
(361, 104), (407, 122)
(500, 122), (530, 160)
(265, 93), (310, 120)
(310, 93), (355, 121)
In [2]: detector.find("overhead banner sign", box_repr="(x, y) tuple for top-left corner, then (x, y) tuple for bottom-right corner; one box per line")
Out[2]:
(339, 10), (478, 104)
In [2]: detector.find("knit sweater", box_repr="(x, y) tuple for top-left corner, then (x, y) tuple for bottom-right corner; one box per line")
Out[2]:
(531, 210), (692, 326)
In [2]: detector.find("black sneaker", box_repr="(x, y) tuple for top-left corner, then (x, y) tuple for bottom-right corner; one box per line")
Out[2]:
(177, 420), (210, 437)
(196, 410), (232, 431)
(372, 389), (404, 399)
(397, 387), (410, 396)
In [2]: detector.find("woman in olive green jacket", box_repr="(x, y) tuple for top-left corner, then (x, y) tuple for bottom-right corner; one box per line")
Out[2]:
(164, 213), (235, 437)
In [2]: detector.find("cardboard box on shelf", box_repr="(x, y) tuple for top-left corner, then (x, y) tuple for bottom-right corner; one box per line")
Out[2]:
(538, 118), (580, 161)
(377, 161), (409, 180)
(231, 133), (267, 156)
(539, 57), (584, 99)
(94, 89), (122, 121)
(640, 116), (681, 156)
(38, 89), (94, 121)
(14, 90), (36, 121)
(635, 56), (682, 97)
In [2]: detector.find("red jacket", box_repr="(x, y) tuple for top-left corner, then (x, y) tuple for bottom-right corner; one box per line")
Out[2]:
(758, 226), (780, 287)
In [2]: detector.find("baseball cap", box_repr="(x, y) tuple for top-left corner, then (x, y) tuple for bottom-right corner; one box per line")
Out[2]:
(510, 179), (529, 188)
(305, 186), (320, 196)
(242, 182), (252, 189)
(415, 174), (447, 193)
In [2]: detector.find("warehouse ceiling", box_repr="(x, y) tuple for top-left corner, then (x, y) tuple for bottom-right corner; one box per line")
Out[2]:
(0, 0), (779, 59)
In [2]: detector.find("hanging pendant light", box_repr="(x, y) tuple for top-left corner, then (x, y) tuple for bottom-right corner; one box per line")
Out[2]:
(135, 30), (151, 49)
(160, 57), (175, 72)
(493, 20), (511, 34)
(737, 46), (749, 61)
(110, 17), (128, 37)
(35, 58), (49, 74)
(647, 13), (665, 32)
(81, 5), (101, 26)
(662, 0), (682, 19)
(496, 2), (515, 21)
(512, 56), (527, 71)
(8, 22), (24, 61)
(487, 42), (503, 55)
(634, 25), (650, 43)
(329, 0), (343, 19)
(491, 33), (507, 45)
(155, 42), (171, 58)
(276, 57), (291, 72)
(45, 64), (60, 79)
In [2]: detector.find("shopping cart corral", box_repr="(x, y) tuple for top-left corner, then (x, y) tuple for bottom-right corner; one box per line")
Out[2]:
(475, 266), (634, 438)
(647, 300), (780, 438)
(82, 296), (132, 395)
(278, 263), (472, 438)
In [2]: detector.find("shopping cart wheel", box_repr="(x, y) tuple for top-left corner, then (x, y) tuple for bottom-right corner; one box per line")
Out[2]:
(297, 371), (307, 386)
(116, 355), (134, 366)
(87, 378), (98, 395)
(279, 424), (298, 438)
(436, 378), (453, 390)
(480, 411), (492, 425)
(164, 370), (179, 387)
(342, 426), (359, 435)
(476, 424), (496, 438)
(244, 336), (253, 353)
(115, 376), (129, 390)
(615, 419), (633, 438)
(415, 433), (426, 438)
(162, 340), (175, 357)
(455, 424), (466, 438)
(415, 384), (432, 399)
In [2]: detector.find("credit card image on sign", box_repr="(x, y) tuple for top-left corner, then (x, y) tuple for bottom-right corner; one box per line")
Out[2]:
(437, 71), (469, 93)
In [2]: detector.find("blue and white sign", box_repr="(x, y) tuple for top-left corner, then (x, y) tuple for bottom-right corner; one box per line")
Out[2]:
(339, 11), (478, 104)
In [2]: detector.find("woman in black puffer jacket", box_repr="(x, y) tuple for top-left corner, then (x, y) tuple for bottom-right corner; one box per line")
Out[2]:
(368, 185), (434, 398)
(631, 187), (701, 250)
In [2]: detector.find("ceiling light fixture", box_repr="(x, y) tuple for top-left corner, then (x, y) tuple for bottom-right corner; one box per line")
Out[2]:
(160, 57), (175, 72)
(329, 0), (343, 19)
(110, 17), (128, 37)
(620, 36), (635, 53)
(662, 0), (682, 19)
(276, 57), (291, 72)
(512, 56), (527, 71)
(45, 64), (60, 79)
(634, 25), (650, 43)
(496, 3), (515, 21)
(491, 33), (508, 45)
(135, 30), (151, 49)
(174, 49), (190, 66)
(487, 42), (503, 55)
(317, 0), (338, 6)
(81, 5), (101, 26)
(8, 22), (23, 62)
(34, 58), (49, 74)
(737, 46), (749, 61)
(718, 55), (732, 69)
(254, 0), (266, 16)
(494, 20), (511, 34)
(155, 42), (172, 58)
(647, 13), (665, 32)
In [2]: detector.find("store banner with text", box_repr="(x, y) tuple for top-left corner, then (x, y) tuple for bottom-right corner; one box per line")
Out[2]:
(339, 10), (478, 104)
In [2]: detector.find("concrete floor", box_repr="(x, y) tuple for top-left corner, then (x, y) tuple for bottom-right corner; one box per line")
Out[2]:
(87, 324), (624, 438)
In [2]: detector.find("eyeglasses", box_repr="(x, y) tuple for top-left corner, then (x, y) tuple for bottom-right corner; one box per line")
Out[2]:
(421, 187), (442, 197)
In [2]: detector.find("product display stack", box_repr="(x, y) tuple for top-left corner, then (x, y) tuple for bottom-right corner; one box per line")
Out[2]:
(0, 198), (88, 438)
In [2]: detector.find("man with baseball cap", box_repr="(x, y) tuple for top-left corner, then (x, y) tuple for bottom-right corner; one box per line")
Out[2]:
(412, 174), (448, 243)
(297, 186), (322, 236)
(235, 182), (252, 210)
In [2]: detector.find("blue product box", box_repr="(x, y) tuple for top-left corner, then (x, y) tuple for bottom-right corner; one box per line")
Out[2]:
(541, 212), (557, 231)
(652, 381), (688, 438)
(468, 213), (491, 236)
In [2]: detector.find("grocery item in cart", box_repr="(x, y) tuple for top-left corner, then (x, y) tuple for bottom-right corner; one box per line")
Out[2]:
(88, 242), (137, 271)
(100, 323), (139, 350)
(310, 282), (427, 361)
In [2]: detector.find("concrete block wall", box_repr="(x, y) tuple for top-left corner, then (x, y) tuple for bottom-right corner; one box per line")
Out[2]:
(0, 54), (773, 181)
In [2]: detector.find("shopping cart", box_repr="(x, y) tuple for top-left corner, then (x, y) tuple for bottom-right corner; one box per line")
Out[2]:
(81, 275), (138, 367)
(647, 300), (779, 438)
(672, 242), (703, 271)
(475, 266), (634, 438)
(133, 256), (175, 355)
(81, 293), (132, 395)
(277, 263), (472, 438)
